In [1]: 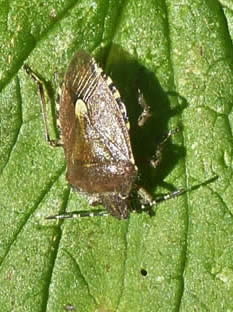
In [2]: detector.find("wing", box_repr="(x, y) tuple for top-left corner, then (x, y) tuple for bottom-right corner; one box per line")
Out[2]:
(59, 50), (136, 193)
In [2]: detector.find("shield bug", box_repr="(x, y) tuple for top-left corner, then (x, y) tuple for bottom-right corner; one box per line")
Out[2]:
(58, 50), (139, 219)
(24, 50), (215, 220)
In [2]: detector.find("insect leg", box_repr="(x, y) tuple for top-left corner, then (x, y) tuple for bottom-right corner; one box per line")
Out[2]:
(24, 65), (63, 147)
(150, 128), (180, 168)
(137, 89), (152, 127)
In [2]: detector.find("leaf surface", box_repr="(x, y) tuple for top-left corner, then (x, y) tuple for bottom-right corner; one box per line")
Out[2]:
(0, 0), (233, 311)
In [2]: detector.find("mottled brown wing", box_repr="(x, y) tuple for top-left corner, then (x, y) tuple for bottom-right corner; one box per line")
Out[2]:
(59, 50), (136, 193)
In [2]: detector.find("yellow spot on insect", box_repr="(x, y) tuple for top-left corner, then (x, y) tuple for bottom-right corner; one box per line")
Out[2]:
(106, 76), (113, 85)
(75, 99), (87, 117)
(113, 90), (121, 99)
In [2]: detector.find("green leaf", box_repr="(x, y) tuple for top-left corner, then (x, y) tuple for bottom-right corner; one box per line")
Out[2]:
(0, 0), (233, 311)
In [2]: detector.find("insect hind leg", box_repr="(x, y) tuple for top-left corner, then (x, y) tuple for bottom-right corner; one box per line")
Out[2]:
(150, 128), (180, 168)
(24, 65), (63, 147)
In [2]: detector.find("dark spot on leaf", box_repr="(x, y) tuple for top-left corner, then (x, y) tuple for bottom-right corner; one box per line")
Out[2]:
(141, 268), (147, 276)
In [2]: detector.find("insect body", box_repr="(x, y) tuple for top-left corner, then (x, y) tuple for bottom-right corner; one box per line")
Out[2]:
(24, 50), (189, 220)
(59, 51), (138, 219)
